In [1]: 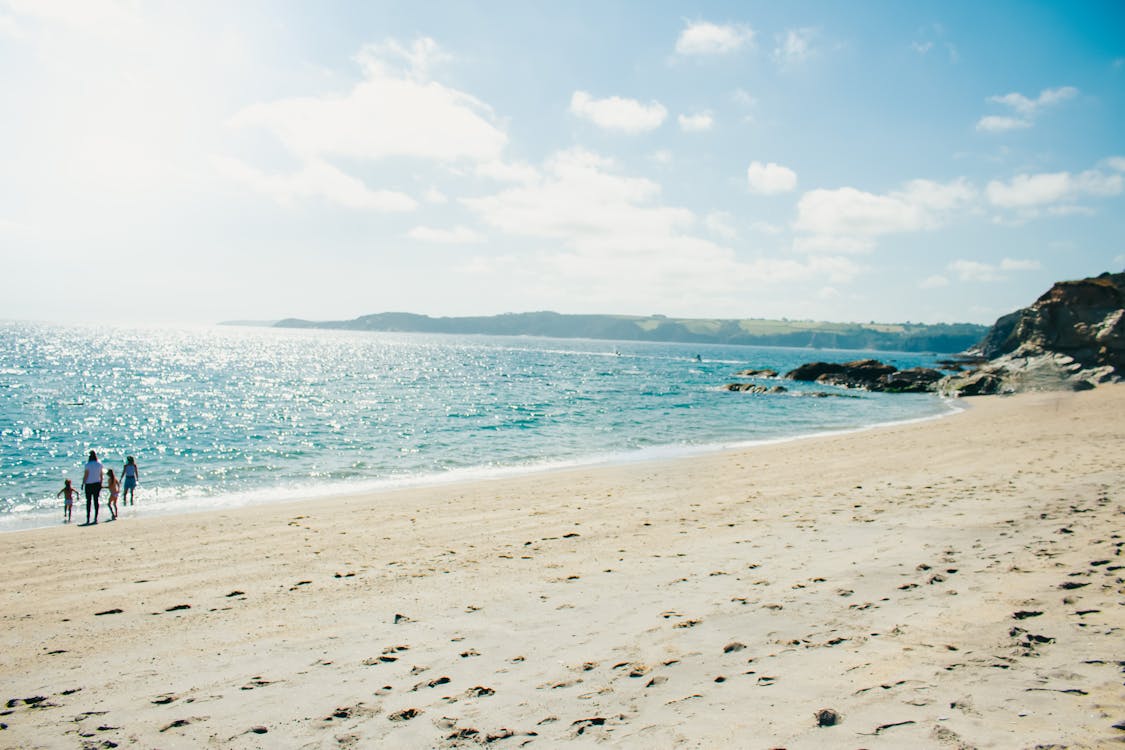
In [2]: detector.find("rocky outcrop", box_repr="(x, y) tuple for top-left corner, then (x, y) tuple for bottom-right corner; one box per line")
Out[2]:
(734, 368), (779, 378)
(942, 271), (1124, 395)
(783, 359), (941, 392)
(879, 367), (945, 393)
(724, 383), (788, 394)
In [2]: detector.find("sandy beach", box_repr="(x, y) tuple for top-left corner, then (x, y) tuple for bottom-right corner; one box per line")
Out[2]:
(1, 386), (1122, 749)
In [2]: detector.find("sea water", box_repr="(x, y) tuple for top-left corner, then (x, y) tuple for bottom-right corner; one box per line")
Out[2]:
(0, 321), (958, 531)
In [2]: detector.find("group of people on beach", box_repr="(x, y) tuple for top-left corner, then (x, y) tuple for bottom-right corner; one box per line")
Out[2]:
(57, 451), (139, 525)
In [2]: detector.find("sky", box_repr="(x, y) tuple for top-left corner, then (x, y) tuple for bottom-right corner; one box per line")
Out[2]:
(1, 1), (1123, 326)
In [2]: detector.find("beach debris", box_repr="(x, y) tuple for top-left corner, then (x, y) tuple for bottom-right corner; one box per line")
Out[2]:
(94, 609), (123, 616)
(1059, 581), (1089, 589)
(815, 708), (841, 727)
(164, 604), (191, 612)
(393, 613), (412, 624)
(465, 686), (495, 698)
(388, 708), (420, 722)
(159, 718), (193, 732)
(868, 720), (916, 735)
(1012, 610), (1043, 619)
(249, 726), (268, 734)
(723, 642), (746, 653)
(226, 591), (245, 597)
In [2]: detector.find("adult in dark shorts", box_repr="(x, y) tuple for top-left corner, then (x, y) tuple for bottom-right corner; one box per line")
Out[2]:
(82, 450), (104, 524)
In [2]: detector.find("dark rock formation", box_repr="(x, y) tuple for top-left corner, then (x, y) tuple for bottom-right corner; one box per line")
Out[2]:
(879, 367), (944, 393)
(785, 359), (897, 390)
(942, 271), (1124, 395)
(724, 383), (788, 394)
(734, 368), (779, 378)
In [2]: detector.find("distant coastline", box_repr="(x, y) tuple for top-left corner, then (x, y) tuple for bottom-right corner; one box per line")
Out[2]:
(239, 311), (988, 353)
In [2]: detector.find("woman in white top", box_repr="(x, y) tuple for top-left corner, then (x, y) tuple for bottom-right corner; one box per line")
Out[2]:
(82, 450), (103, 525)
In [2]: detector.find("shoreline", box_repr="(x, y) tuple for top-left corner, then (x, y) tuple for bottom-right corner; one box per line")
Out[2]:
(0, 393), (963, 535)
(2, 386), (1121, 748)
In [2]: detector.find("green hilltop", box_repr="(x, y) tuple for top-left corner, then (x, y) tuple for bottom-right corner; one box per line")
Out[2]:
(271, 311), (987, 353)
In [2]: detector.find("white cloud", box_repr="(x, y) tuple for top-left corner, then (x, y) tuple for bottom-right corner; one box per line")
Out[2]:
(1000, 258), (1042, 271)
(976, 115), (1031, 132)
(912, 41), (933, 55)
(423, 187), (448, 204)
(989, 86), (1077, 117)
(792, 234), (874, 255)
(920, 275), (949, 289)
(1105, 156), (1125, 172)
(650, 149), (674, 165)
(230, 38), (506, 164)
(406, 225), (483, 244)
(461, 148), (853, 309)
(794, 178), (975, 251)
(704, 211), (737, 239)
(979, 86), (1077, 133)
(0, 13), (24, 38)
(212, 156), (417, 212)
(774, 28), (814, 66)
(747, 161), (797, 194)
(570, 91), (667, 133)
(949, 260), (1003, 282)
(476, 160), (540, 184)
(2, 0), (144, 39)
(464, 148), (681, 240)
(678, 111), (714, 132)
(750, 220), (784, 235)
(948, 257), (1040, 282)
(355, 37), (452, 82)
(986, 169), (1123, 208)
(675, 21), (754, 56)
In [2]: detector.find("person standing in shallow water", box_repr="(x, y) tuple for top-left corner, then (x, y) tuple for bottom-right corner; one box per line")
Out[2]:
(122, 456), (138, 506)
(82, 450), (103, 524)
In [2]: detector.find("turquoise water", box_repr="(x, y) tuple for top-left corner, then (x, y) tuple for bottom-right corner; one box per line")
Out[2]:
(0, 322), (957, 531)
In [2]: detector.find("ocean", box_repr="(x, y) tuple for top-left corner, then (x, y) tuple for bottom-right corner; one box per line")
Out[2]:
(0, 321), (958, 531)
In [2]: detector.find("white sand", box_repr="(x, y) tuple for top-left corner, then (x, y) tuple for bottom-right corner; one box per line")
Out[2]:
(1, 386), (1123, 749)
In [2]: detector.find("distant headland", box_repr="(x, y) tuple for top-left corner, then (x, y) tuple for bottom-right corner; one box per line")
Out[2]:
(234, 312), (988, 353)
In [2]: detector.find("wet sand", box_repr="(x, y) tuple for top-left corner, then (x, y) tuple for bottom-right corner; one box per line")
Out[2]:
(1, 386), (1123, 748)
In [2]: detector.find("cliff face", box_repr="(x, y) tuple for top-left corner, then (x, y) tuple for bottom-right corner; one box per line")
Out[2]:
(944, 271), (1125, 395)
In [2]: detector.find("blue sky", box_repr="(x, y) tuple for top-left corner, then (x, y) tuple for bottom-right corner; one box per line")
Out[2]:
(1, 1), (1123, 325)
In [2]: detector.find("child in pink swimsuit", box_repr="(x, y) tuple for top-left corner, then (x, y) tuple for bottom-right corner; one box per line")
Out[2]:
(57, 479), (78, 523)
(106, 469), (120, 521)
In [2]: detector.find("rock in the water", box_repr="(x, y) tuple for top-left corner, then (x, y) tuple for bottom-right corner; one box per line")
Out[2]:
(734, 368), (779, 378)
(879, 367), (943, 393)
(724, 383), (788, 394)
(785, 359), (897, 390)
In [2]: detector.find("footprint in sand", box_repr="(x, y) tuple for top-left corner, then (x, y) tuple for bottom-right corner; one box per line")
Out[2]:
(240, 677), (274, 690)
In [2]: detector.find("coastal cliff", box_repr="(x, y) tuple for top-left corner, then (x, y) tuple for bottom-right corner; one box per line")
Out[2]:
(941, 271), (1124, 395)
(727, 271), (1125, 396)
